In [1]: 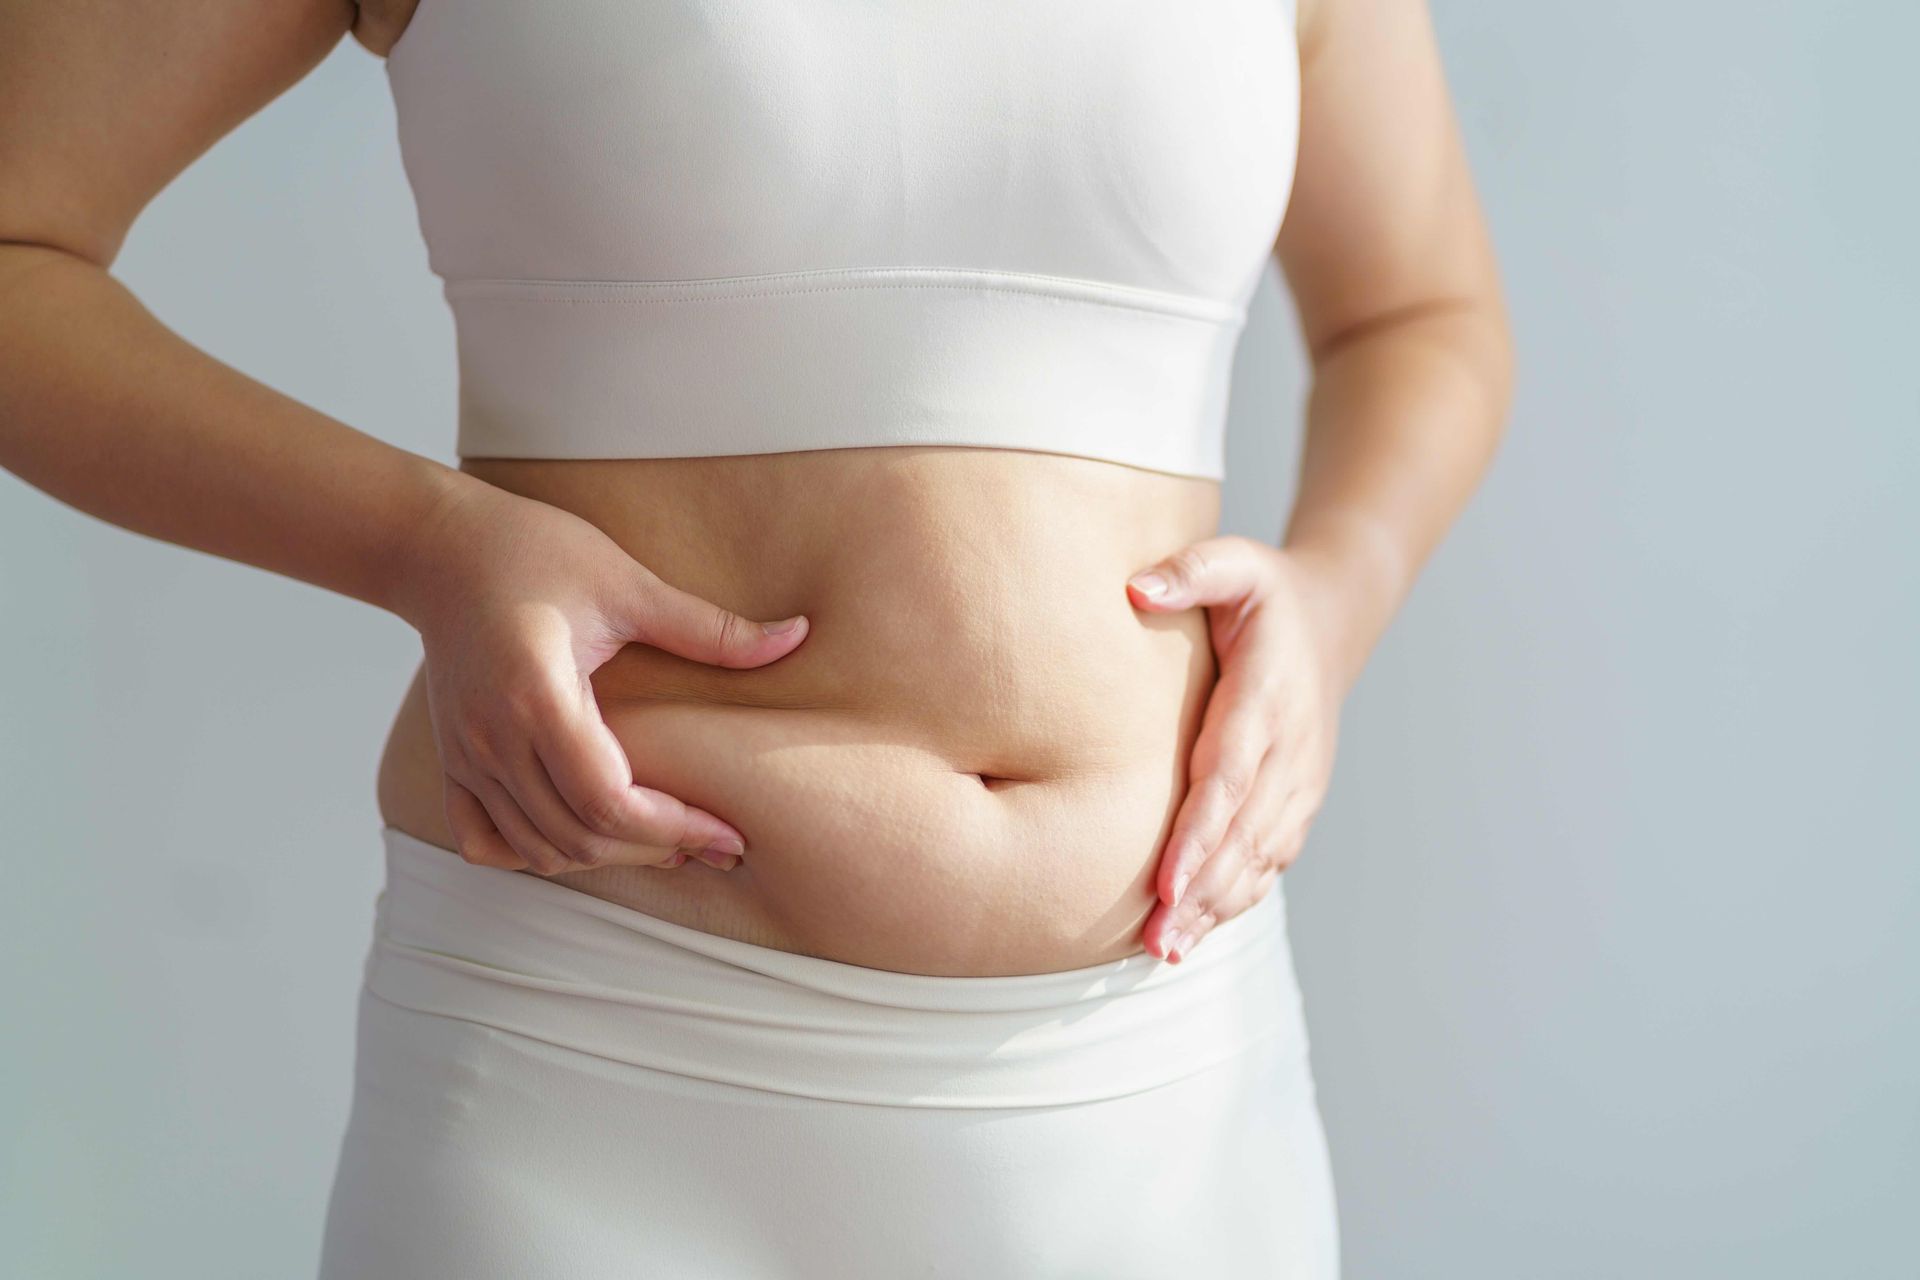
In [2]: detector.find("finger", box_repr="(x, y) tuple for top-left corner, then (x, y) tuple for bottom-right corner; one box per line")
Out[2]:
(689, 848), (742, 873)
(612, 564), (810, 670)
(1156, 665), (1276, 908)
(443, 777), (529, 871)
(1154, 755), (1292, 960)
(1176, 860), (1282, 961)
(498, 740), (724, 871)
(532, 689), (749, 857)
(1152, 837), (1244, 962)
(466, 770), (575, 876)
(1126, 535), (1277, 612)
(1177, 801), (1309, 962)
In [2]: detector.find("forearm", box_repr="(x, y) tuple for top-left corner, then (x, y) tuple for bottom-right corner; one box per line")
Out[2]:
(1279, 303), (1513, 693)
(0, 241), (471, 618)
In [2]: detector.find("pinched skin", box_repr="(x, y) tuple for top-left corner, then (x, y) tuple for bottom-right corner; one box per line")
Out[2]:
(378, 446), (1219, 976)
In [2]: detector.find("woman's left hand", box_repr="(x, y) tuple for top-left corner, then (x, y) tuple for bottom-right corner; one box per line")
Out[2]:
(1126, 536), (1349, 963)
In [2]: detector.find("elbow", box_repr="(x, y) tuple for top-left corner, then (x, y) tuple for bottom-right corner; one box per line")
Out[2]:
(0, 236), (112, 312)
(1421, 284), (1517, 468)
(0, 192), (126, 275)
(0, 191), (125, 292)
(1477, 290), (1517, 455)
(1309, 286), (1516, 461)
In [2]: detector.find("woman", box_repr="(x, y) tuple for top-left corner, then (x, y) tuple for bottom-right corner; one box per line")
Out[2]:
(0, 0), (1509, 1274)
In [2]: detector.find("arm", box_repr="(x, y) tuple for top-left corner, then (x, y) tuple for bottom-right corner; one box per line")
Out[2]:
(1127, 0), (1513, 960)
(0, 0), (807, 872)
(1271, 0), (1514, 694)
(0, 0), (456, 616)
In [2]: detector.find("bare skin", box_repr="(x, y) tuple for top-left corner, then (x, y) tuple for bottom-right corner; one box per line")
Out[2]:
(0, 0), (1510, 975)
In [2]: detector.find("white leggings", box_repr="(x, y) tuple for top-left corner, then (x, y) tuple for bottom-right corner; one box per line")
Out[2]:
(318, 828), (1340, 1278)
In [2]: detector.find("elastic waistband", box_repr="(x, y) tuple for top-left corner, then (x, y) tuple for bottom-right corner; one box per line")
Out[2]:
(441, 266), (1240, 481)
(366, 827), (1306, 1108)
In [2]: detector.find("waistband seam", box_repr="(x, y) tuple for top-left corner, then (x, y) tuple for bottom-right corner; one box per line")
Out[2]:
(366, 828), (1306, 1108)
(372, 935), (1064, 1029)
(359, 977), (1301, 1111)
(379, 826), (1284, 1006)
(440, 266), (1246, 326)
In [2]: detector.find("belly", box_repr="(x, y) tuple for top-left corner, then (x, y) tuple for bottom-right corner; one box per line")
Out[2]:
(376, 447), (1219, 975)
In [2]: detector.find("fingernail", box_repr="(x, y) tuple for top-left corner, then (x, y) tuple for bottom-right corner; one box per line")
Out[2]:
(1164, 929), (1185, 960)
(697, 850), (738, 871)
(704, 835), (745, 858)
(764, 615), (806, 636)
(1128, 572), (1168, 600)
(664, 852), (689, 868)
(1171, 869), (1192, 905)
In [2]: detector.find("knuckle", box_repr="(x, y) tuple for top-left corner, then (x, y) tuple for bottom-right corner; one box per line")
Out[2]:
(711, 608), (745, 659)
(1170, 828), (1212, 873)
(625, 562), (664, 601)
(1212, 768), (1253, 807)
(563, 843), (608, 870)
(556, 828), (614, 868)
(574, 786), (630, 836)
(524, 847), (567, 876)
(462, 719), (506, 770)
(615, 572), (660, 636)
(500, 675), (558, 726)
(1166, 546), (1210, 588)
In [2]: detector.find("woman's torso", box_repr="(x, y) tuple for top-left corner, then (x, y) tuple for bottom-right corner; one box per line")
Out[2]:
(379, 450), (1218, 976)
(371, 0), (1299, 976)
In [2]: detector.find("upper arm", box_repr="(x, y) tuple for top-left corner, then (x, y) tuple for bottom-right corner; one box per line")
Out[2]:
(1276, 0), (1509, 362)
(0, 0), (358, 268)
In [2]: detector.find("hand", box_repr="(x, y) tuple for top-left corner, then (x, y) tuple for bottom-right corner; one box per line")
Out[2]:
(1126, 536), (1346, 962)
(390, 475), (809, 876)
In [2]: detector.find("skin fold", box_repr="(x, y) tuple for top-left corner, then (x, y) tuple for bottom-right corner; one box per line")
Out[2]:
(377, 447), (1224, 974)
(0, 0), (1511, 976)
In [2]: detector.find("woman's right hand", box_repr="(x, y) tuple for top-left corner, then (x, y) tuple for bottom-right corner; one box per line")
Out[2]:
(388, 474), (809, 876)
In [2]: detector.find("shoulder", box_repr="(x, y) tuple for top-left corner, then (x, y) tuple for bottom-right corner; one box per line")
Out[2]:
(348, 0), (420, 59)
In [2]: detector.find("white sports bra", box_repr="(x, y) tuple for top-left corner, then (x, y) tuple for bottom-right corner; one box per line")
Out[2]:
(384, 0), (1300, 480)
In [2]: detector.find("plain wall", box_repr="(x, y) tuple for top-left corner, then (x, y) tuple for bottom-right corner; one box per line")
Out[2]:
(3, 4), (1914, 1276)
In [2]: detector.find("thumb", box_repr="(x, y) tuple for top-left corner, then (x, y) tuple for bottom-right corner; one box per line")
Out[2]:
(616, 565), (809, 669)
(1126, 535), (1275, 611)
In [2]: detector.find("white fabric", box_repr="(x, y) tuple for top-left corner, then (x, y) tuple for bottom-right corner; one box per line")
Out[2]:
(383, 0), (1302, 478)
(318, 828), (1340, 1276)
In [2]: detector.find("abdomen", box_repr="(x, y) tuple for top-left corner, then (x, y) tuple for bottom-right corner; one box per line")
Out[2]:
(377, 446), (1219, 975)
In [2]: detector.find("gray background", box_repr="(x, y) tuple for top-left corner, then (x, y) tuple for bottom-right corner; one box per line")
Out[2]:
(3, 4), (1914, 1276)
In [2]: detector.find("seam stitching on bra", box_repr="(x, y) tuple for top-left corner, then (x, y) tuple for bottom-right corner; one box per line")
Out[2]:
(442, 270), (1245, 326)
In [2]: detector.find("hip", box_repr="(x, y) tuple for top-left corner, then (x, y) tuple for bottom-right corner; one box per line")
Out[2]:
(321, 826), (1336, 1276)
